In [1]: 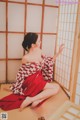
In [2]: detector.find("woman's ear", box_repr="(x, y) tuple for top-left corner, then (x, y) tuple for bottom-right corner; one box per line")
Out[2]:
(31, 43), (35, 48)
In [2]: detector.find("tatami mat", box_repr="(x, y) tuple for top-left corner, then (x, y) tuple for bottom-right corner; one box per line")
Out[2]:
(0, 84), (69, 120)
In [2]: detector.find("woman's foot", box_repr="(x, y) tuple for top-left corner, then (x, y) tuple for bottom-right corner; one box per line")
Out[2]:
(31, 99), (43, 108)
(19, 97), (32, 111)
(3, 87), (11, 92)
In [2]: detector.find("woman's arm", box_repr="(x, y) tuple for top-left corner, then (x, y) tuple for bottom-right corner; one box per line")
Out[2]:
(53, 44), (65, 62)
(22, 55), (28, 64)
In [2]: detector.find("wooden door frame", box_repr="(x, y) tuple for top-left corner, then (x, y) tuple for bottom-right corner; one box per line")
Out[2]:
(70, 1), (80, 102)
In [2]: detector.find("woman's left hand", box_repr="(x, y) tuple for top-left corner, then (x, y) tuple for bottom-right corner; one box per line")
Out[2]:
(53, 44), (65, 62)
(59, 44), (65, 54)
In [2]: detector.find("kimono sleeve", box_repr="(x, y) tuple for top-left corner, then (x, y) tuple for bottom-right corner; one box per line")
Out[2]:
(42, 56), (54, 82)
(9, 64), (28, 95)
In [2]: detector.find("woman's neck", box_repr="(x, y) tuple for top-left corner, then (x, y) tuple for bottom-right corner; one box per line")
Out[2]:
(28, 47), (40, 54)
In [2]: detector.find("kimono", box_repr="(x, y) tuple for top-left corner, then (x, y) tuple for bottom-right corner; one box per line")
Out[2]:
(0, 56), (53, 111)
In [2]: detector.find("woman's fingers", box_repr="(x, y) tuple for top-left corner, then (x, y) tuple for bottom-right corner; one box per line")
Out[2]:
(60, 44), (65, 49)
(59, 44), (65, 53)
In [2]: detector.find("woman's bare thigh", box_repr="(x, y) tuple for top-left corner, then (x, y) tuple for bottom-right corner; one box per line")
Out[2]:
(43, 82), (60, 90)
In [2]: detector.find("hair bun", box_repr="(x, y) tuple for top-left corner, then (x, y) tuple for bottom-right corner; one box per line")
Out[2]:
(22, 32), (38, 51)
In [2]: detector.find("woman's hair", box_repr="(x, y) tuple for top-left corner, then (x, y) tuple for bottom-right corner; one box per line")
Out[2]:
(22, 32), (38, 51)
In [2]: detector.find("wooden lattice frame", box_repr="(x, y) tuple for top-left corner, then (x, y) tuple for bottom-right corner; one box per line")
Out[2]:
(0, 0), (59, 83)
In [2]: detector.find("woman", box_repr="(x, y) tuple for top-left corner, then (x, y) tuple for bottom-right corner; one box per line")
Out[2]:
(0, 33), (64, 111)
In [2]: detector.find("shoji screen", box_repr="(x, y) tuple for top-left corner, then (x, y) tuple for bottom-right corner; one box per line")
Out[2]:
(42, 2), (58, 56)
(0, 2), (6, 83)
(0, 0), (59, 83)
(54, 0), (79, 92)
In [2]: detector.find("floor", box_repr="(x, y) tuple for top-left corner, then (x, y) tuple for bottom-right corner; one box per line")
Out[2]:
(48, 101), (80, 120)
(0, 84), (69, 120)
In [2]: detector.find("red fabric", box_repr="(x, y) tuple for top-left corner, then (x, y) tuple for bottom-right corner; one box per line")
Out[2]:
(10, 56), (53, 95)
(0, 71), (47, 111)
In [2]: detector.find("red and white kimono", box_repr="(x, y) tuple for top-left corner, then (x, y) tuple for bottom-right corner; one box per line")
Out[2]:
(0, 56), (54, 111)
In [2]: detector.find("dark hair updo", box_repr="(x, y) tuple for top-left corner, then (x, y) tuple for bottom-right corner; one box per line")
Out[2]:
(22, 32), (38, 51)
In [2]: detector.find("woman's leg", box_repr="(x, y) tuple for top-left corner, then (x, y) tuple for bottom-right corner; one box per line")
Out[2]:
(20, 83), (60, 111)
(31, 83), (60, 108)
(31, 98), (45, 108)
